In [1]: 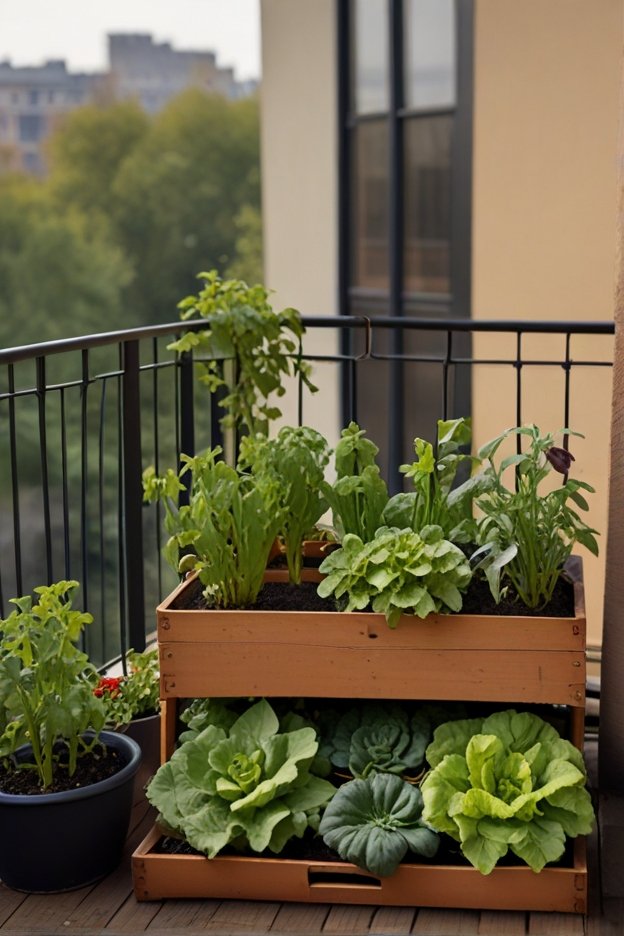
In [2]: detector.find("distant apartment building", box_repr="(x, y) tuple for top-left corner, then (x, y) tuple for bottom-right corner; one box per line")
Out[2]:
(0, 59), (102, 174)
(0, 34), (256, 174)
(108, 33), (256, 113)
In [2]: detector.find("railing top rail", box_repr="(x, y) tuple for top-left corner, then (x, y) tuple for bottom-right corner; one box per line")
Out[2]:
(0, 317), (614, 366)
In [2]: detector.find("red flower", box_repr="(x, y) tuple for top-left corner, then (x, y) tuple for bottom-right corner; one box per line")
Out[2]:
(94, 676), (123, 698)
(545, 446), (575, 475)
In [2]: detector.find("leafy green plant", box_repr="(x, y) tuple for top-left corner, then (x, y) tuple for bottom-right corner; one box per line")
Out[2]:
(328, 702), (430, 779)
(317, 524), (472, 628)
(473, 426), (599, 608)
(143, 446), (283, 608)
(95, 648), (160, 728)
(146, 699), (336, 857)
(239, 426), (331, 583)
(319, 773), (439, 877)
(421, 709), (595, 874)
(321, 422), (389, 543)
(0, 581), (106, 790)
(169, 271), (316, 436)
(381, 418), (485, 544)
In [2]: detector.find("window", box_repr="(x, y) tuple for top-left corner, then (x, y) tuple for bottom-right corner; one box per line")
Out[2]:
(18, 114), (44, 142)
(338, 0), (474, 484)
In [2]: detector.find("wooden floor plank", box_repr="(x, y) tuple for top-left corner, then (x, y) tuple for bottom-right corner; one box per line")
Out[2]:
(104, 892), (163, 934)
(322, 904), (375, 934)
(478, 910), (527, 934)
(203, 900), (281, 933)
(412, 908), (480, 935)
(586, 898), (624, 936)
(270, 902), (331, 933)
(528, 911), (585, 935)
(144, 898), (222, 934)
(0, 887), (93, 935)
(369, 906), (416, 934)
(0, 886), (27, 929)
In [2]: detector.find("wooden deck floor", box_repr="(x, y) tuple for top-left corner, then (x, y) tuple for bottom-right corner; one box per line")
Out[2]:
(0, 743), (622, 936)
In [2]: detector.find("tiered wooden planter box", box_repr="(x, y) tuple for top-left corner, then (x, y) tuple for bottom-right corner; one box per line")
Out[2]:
(132, 562), (588, 913)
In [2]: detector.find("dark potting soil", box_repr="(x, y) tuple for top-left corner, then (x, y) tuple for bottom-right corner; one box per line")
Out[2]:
(0, 747), (126, 796)
(171, 571), (575, 617)
(154, 829), (573, 871)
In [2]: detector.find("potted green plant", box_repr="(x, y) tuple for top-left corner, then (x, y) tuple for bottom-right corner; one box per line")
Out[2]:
(95, 647), (160, 803)
(169, 270), (317, 438)
(0, 580), (141, 893)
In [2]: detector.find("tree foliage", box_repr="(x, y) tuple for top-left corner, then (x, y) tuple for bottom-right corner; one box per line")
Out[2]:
(0, 89), (262, 350)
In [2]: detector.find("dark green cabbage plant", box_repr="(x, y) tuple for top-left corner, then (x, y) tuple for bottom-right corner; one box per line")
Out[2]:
(319, 773), (439, 877)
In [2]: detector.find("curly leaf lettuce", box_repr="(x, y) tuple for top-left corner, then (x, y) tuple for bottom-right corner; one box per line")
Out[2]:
(319, 773), (439, 877)
(421, 710), (595, 874)
(147, 699), (336, 857)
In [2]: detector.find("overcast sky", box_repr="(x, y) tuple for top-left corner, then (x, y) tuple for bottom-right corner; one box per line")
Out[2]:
(0, 0), (261, 81)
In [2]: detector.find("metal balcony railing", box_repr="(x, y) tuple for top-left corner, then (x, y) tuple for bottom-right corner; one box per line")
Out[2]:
(0, 317), (614, 668)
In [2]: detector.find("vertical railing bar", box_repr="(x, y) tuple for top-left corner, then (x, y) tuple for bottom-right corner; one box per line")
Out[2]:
(122, 339), (146, 653)
(8, 364), (23, 598)
(98, 378), (108, 663)
(178, 351), (195, 506)
(60, 388), (71, 580)
(210, 361), (224, 452)
(515, 331), (523, 447)
(117, 345), (127, 674)
(152, 338), (163, 599)
(36, 357), (53, 584)
(174, 346), (181, 466)
(563, 332), (572, 436)
(80, 350), (89, 642)
(350, 353), (358, 424)
(442, 330), (453, 421)
(297, 336), (304, 427)
(561, 332), (572, 485)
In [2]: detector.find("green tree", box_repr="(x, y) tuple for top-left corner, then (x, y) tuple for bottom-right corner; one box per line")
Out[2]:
(0, 174), (132, 347)
(46, 101), (149, 221)
(111, 90), (261, 321)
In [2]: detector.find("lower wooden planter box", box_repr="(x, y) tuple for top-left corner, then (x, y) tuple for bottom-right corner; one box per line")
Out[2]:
(132, 827), (587, 913)
(132, 558), (589, 912)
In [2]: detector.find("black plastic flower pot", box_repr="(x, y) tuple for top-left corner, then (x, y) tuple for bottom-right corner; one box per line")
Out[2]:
(0, 730), (141, 893)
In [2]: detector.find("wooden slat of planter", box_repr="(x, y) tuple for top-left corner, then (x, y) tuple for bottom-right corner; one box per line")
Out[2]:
(131, 833), (587, 914)
(157, 609), (585, 652)
(159, 641), (585, 706)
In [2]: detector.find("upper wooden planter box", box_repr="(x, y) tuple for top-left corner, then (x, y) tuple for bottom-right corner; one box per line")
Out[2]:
(157, 569), (586, 709)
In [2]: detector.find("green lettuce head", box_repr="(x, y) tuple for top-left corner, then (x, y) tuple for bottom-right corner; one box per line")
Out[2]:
(147, 699), (336, 857)
(421, 710), (595, 874)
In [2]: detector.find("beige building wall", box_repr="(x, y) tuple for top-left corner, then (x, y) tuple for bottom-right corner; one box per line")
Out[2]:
(260, 0), (340, 443)
(472, 0), (621, 645)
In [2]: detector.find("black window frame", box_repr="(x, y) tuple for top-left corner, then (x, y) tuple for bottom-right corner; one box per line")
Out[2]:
(337, 0), (474, 487)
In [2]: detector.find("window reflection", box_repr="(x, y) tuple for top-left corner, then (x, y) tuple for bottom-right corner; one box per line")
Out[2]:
(403, 116), (452, 294)
(351, 120), (389, 289)
(351, 0), (389, 114)
(404, 0), (456, 110)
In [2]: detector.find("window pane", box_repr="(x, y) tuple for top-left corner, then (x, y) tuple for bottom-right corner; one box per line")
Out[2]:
(403, 116), (452, 294)
(351, 120), (389, 289)
(351, 0), (389, 114)
(404, 0), (456, 110)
